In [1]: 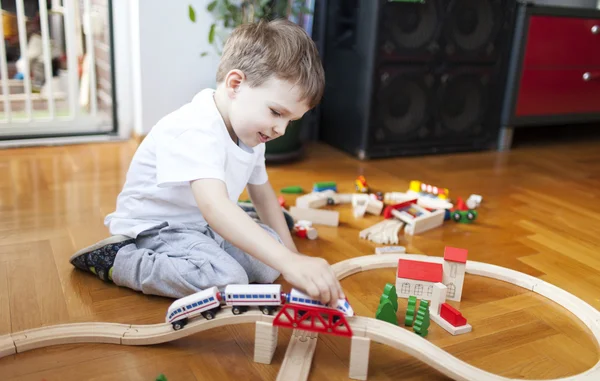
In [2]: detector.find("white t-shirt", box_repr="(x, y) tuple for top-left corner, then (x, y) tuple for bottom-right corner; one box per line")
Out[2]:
(104, 88), (269, 238)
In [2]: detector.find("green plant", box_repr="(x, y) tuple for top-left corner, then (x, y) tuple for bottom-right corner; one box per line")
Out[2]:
(189, 1), (311, 56)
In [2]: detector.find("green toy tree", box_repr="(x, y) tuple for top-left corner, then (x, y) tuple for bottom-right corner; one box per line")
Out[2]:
(379, 283), (399, 312)
(405, 296), (417, 326)
(375, 298), (398, 325)
(413, 300), (430, 337)
(156, 374), (167, 381)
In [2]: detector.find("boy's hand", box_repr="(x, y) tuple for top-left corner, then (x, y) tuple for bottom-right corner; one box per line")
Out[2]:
(281, 253), (345, 305)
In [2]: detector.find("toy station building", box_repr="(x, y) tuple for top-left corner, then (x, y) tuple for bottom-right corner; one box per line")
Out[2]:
(396, 247), (468, 302)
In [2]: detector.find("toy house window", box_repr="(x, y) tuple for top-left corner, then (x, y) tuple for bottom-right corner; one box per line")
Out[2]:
(415, 284), (423, 296)
(401, 283), (410, 294)
(427, 285), (433, 297)
(448, 283), (456, 298)
(450, 264), (457, 278)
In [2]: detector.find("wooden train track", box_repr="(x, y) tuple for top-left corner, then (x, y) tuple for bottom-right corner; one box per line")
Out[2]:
(1, 253), (599, 381)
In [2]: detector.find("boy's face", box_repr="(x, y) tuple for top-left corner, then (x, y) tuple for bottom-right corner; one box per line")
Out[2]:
(228, 75), (310, 148)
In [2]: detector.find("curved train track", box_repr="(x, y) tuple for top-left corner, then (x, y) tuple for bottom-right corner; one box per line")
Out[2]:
(1, 253), (599, 381)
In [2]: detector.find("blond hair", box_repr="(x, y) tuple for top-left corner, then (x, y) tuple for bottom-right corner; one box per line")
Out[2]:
(216, 18), (325, 109)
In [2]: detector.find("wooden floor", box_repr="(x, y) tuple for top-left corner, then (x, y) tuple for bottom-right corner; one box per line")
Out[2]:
(1, 136), (600, 380)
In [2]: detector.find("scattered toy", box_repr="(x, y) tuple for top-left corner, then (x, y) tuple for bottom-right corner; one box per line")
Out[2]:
(405, 296), (417, 326)
(281, 186), (304, 194)
(313, 181), (337, 192)
(355, 176), (369, 193)
(413, 300), (430, 337)
(375, 246), (406, 255)
(375, 298), (397, 325)
(379, 283), (398, 312)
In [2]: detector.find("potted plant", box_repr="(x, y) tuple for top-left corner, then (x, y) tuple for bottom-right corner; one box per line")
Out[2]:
(189, 0), (314, 162)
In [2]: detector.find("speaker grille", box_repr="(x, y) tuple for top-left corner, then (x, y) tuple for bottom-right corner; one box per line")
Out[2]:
(438, 70), (492, 136)
(445, 0), (503, 58)
(374, 68), (435, 141)
(380, 1), (441, 58)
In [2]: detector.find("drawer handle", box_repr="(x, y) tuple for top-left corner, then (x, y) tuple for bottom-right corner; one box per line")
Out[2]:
(583, 72), (599, 81)
(593, 25), (599, 34)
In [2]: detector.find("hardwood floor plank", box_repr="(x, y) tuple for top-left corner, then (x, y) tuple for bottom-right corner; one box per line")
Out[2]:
(0, 139), (599, 380)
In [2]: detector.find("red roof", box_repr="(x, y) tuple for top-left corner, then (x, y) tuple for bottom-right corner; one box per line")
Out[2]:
(397, 259), (443, 283)
(444, 247), (468, 263)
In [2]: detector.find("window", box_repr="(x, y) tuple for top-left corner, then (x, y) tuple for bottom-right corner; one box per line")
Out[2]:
(253, 295), (258, 298)
(234, 295), (238, 299)
(415, 284), (423, 296)
(447, 283), (456, 298)
(203, 299), (208, 303)
(227, 295), (231, 299)
(209, 297), (214, 301)
(178, 308), (182, 313)
(450, 264), (457, 278)
(192, 303), (197, 307)
(246, 294), (251, 298)
(259, 294), (265, 298)
(299, 298), (305, 302)
(401, 282), (411, 294)
(427, 286), (433, 297)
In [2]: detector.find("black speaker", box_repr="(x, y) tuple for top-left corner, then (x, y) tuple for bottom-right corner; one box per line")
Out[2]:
(319, 0), (518, 159)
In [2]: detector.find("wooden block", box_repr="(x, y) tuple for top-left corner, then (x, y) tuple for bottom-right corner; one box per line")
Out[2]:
(0, 334), (15, 358)
(375, 246), (406, 255)
(254, 321), (278, 364)
(332, 193), (353, 204)
(295, 190), (336, 209)
(289, 207), (339, 227)
(349, 336), (370, 380)
(429, 283), (447, 315)
(353, 198), (368, 218)
(366, 199), (384, 215)
(403, 209), (445, 236)
(430, 312), (472, 335)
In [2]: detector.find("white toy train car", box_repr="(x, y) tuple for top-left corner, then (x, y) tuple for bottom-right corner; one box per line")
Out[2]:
(286, 288), (354, 317)
(223, 284), (282, 315)
(165, 284), (354, 330)
(166, 286), (221, 330)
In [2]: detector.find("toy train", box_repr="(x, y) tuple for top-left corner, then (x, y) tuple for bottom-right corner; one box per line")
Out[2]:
(166, 284), (354, 330)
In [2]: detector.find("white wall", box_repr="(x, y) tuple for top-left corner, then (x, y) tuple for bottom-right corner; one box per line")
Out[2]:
(125, 0), (221, 136)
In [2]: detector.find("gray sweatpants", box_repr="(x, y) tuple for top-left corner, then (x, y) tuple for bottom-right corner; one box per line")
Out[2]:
(111, 221), (282, 299)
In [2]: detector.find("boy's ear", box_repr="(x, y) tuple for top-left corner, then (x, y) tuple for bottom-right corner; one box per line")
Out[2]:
(225, 69), (246, 98)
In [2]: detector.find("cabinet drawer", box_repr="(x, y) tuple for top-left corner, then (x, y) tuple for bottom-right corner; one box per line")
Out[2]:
(523, 16), (600, 67)
(515, 69), (600, 117)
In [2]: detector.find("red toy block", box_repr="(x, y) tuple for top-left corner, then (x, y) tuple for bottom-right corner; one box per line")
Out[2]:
(278, 195), (286, 207)
(440, 303), (467, 327)
(383, 199), (418, 219)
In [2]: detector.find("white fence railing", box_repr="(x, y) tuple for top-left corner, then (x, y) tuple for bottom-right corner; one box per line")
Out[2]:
(0, 0), (99, 128)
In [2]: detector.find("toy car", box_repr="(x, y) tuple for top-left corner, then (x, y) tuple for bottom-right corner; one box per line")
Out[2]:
(451, 209), (477, 223)
(355, 176), (369, 193)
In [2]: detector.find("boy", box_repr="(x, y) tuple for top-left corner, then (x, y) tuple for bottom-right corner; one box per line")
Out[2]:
(70, 19), (344, 305)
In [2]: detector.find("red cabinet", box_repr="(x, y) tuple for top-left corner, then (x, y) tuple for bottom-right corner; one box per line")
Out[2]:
(500, 4), (600, 150)
(516, 69), (600, 116)
(523, 16), (600, 67)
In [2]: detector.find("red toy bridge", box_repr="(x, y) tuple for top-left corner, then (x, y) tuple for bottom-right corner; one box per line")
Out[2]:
(272, 303), (353, 337)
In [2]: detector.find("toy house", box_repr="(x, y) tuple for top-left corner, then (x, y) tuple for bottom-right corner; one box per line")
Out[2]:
(396, 246), (468, 301)
(396, 259), (443, 300)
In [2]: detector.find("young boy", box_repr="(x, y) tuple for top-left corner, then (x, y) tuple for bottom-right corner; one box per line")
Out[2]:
(69, 19), (344, 305)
